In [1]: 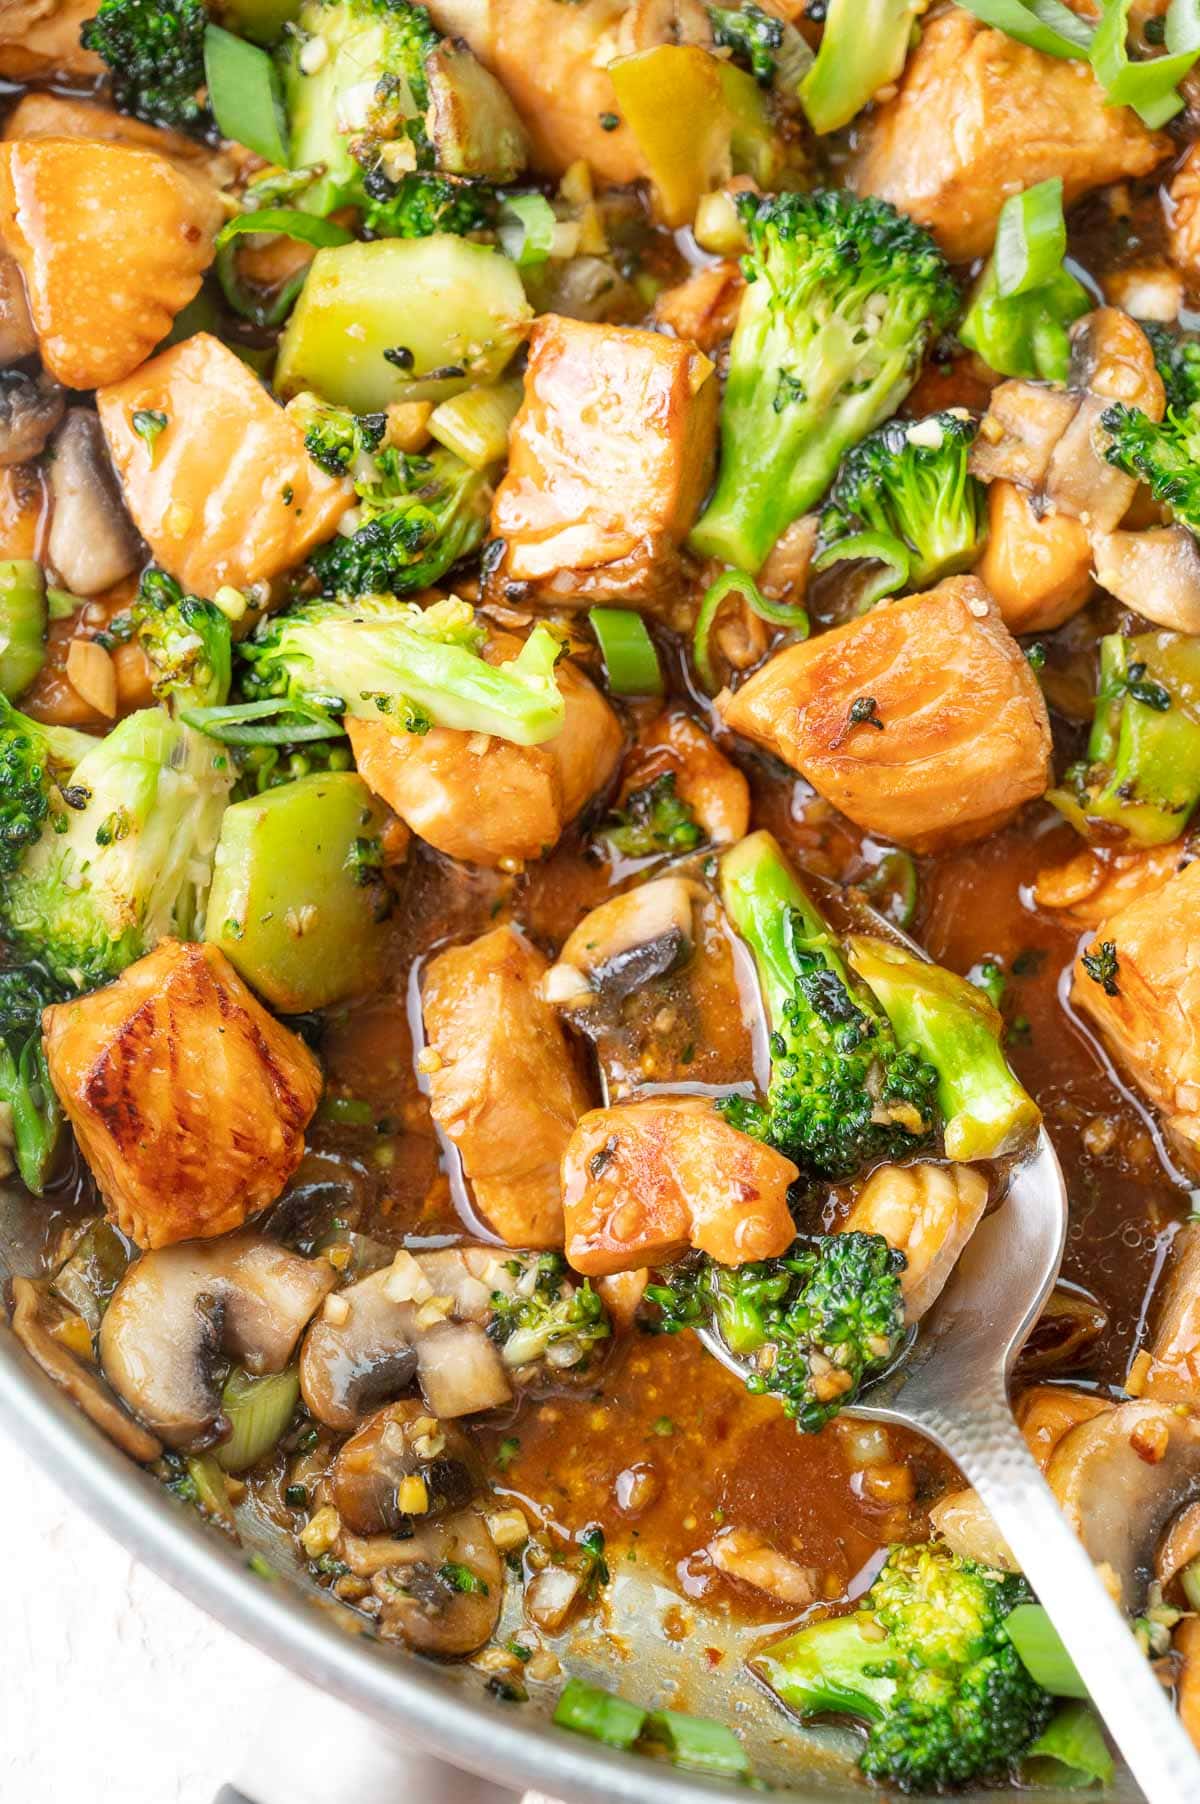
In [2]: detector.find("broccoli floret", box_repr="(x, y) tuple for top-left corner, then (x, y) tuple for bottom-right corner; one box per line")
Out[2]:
(308, 445), (491, 598)
(280, 0), (441, 216)
(0, 704), (94, 882)
(649, 1232), (906, 1432)
(718, 831), (937, 1179)
(602, 773), (703, 859)
(133, 569), (233, 711)
(709, 3), (784, 84)
(80, 0), (211, 136)
(0, 700), (232, 991)
(1142, 323), (1200, 414)
(1102, 396), (1200, 537)
(1050, 630), (1200, 846)
(362, 168), (496, 240)
(755, 1542), (1054, 1790)
(295, 396), (388, 478)
(488, 1252), (611, 1374)
(689, 190), (957, 574)
(0, 960), (68, 1194)
(819, 411), (988, 594)
(239, 594), (567, 744)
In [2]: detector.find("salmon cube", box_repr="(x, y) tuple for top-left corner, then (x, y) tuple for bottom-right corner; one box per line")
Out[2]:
(719, 576), (1051, 854)
(43, 940), (323, 1250)
(562, 1097), (797, 1277)
(851, 9), (1167, 262)
(0, 138), (223, 390)
(421, 926), (594, 1246)
(1072, 860), (1200, 1175)
(348, 633), (622, 867)
(488, 314), (718, 606)
(97, 333), (354, 600)
(0, 0), (102, 81)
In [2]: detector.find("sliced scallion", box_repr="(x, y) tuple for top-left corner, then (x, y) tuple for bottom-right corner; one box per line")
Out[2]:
(1090, 0), (1200, 128)
(590, 608), (664, 697)
(214, 208), (354, 329)
(204, 24), (291, 166)
(812, 530), (912, 611)
(498, 193), (557, 269)
(957, 0), (1092, 58)
(644, 1709), (749, 1776)
(427, 380), (524, 471)
(994, 178), (1068, 297)
(799, 0), (926, 135)
(1003, 1603), (1089, 1699)
(693, 570), (809, 696)
(1024, 1700), (1115, 1789)
(216, 1366), (301, 1474)
(181, 695), (346, 745)
(553, 1678), (647, 1750)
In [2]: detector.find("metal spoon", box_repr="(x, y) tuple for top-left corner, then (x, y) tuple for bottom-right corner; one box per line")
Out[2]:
(700, 1120), (1199, 1803)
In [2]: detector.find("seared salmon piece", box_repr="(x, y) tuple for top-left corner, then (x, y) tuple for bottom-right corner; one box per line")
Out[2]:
(615, 710), (750, 846)
(1170, 144), (1200, 282)
(422, 927), (593, 1246)
(22, 579), (155, 729)
(489, 315), (718, 607)
(0, 0), (102, 81)
(976, 482), (1094, 635)
(561, 1097), (797, 1277)
(0, 139), (222, 390)
(719, 576), (1052, 854)
(0, 461), (44, 559)
(1072, 859), (1200, 1175)
(348, 634), (622, 867)
(851, 9), (1167, 263)
(1034, 842), (1193, 928)
(97, 334), (354, 601)
(4, 92), (239, 187)
(43, 940), (323, 1250)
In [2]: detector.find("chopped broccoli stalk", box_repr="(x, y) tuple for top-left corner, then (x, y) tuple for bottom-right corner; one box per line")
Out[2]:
(1102, 395), (1200, 537)
(718, 831), (938, 1179)
(133, 568), (233, 711)
(308, 443), (490, 597)
(1051, 631), (1200, 846)
(80, 0), (211, 135)
(488, 1252), (611, 1373)
(689, 190), (957, 574)
(0, 960), (68, 1194)
(602, 773), (702, 859)
(0, 560), (47, 701)
(846, 934), (1040, 1162)
(362, 169), (496, 240)
(239, 595), (567, 744)
(709, 4), (784, 85)
(755, 1542), (1054, 1790)
(0, 700), (232, 991)
(1142, 323), (1200, 413)
(820, 411), (988, 594)
(648, 1232), (907, 1432)
(799, 0), (923, 135)
(280, 0), (440, 216)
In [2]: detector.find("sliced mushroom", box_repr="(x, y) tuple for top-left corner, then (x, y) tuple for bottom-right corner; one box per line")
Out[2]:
(11, 1276), (161, 1462)
(970, 381), (1079, 490)
(841, 1163), (989, 1323)
(1046, 1399), (1200, 1612)
(98, 1235), (336, 1451)
(1157, 1499), (1200, 1598)
(1018, 1285), (1109, 1376)
(370, 1507), (503, 1655)
(0, 368), (62, 465)
(0, 251), (36, 366)
(1043, 310), (1165, 533)
(1091, 525), (1200, 634)
(46, 408), (141, 595)
(928, 1488), (1018, 1572)
(616, 0), (714, 52)
(550, 878), (699, 1006)
(330, 1399), (484, 1536)
(1128, 1222), (1200, 1408)
(707, 1526), (819, 1606)
(299, 1261), (511, 1432)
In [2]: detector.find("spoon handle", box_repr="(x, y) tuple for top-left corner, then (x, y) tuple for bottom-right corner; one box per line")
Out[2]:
(931, 1390), (1199, 1804)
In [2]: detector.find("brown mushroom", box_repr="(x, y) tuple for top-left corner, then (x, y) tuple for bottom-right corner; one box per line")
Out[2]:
(369, 1507), (503, 1655)
(330, 1399), (485, 1536)
(299, 1259), (511, 1432)
(98, 1235), (335, 1451)
(1043, 309), (1165, 532)
(1156, 1499), (1200, 1600)
(1046, 1399), (1200, 1612)
(11, 1276), (161, 1463)
(547, 878), (699, 1007)
(1091, 526), (1200, 636)
(46, 408), (141, 595)
(0, 369), (62, 465)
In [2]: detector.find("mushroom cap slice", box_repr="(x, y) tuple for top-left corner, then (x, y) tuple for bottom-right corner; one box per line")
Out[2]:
(368, 1507), (503, 1656)
(99, 1235), (335, 1451)
(11, 1276), (161, 1463)
(330, 1399), (485, 1536)
(1046, 1399), (1200, 1612)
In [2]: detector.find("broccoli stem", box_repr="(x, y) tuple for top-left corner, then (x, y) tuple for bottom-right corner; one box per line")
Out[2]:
(846, 934), (1040, 1161)
(719, 828), (849, 1011)
(755, 1611), (895, 1724)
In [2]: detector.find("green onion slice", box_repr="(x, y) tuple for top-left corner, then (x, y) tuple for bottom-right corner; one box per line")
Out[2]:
(1003, 1604), (1090, 1699)
(812, 531), (911, 613)
(1090, 0), (1200, 127)
(994, 178), (1067, 297)
(693, 570), (809, 696)
(589, 607), (664, 697)
(214, 208), (354, 329)
(1025, 1700), (1115, 1790)
(553, 1679), (647, 1750)
(215, 1367), (300, 1474)
(204, 25), (291, 166)
(181, 696), (346, 745)
(1182, 1554), (1200, 1611)
(957, 0), (1092, 57)
(497, 193), (557, 269)
(644, 1709), (749, 1777)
